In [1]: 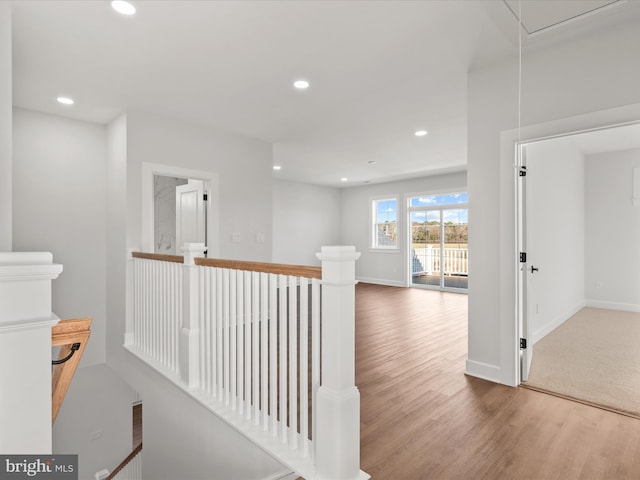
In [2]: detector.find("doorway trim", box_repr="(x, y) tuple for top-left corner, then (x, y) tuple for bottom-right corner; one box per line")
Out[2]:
(509, 115), (640, 386)
(141, 162), (220, 257)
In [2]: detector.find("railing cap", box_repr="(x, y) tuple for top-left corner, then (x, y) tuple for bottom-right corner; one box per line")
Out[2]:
(316, 246), (361, 262)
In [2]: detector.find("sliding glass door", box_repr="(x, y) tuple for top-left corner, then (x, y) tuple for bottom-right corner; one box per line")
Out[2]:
(409, 193), (468, 291)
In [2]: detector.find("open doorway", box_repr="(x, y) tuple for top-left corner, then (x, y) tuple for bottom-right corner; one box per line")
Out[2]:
(517, 122), (640, 416)
(153, 175), (207, 255)
(142, 163), (219, 257)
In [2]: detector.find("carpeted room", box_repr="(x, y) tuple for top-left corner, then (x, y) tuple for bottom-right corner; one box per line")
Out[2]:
(521, 124), (640, 417)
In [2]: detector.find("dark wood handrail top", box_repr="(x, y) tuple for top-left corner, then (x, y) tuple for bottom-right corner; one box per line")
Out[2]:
(131, 251), (184, 263)
(131, 252), (322, 279)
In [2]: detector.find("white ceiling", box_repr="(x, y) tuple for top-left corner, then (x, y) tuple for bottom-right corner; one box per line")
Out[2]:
(10, 0), (640, 186)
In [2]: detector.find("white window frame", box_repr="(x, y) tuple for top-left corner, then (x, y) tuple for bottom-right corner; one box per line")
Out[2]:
(371, 196), (400, 250)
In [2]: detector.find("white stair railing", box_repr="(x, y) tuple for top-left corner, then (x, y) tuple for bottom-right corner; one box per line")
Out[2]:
(127, 245), (368, 480)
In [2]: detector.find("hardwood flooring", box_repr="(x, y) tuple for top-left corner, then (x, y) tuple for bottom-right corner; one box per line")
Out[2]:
(355, 283), (640, 480)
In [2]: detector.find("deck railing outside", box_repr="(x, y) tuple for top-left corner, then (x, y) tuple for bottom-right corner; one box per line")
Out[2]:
(126, 244), (367, 480)
(412, 246), (468, 276)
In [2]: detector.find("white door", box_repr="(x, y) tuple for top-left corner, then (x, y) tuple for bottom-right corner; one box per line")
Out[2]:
(176, 181), (206, 253)
(518, 145), (536, 382)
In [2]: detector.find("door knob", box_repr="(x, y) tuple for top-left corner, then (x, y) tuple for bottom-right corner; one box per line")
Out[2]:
(530, 266), (539, 273)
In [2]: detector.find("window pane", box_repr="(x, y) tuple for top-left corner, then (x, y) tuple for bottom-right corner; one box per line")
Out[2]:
(443, 208), (468, 289)
(373, 198), (397, 248)
(411, 210), (440, 286)
(410, 192), (468, 207)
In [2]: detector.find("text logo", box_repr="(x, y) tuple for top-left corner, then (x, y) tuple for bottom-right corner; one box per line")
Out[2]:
(0, 456), (77, 480)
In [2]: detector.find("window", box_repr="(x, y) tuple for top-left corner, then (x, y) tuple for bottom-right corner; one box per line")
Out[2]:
(409, 192), (468, 208)
(372, 197), (398, 248)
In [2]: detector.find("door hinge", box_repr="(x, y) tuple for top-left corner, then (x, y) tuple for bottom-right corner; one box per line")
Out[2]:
(519, 166), (527, 177)
(520, 338), (527, 349)
(520, 252), (527, 263)
(203, 193), (208, 201)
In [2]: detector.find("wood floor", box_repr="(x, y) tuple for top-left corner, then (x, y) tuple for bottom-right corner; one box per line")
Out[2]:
(355, 283), (640, 480)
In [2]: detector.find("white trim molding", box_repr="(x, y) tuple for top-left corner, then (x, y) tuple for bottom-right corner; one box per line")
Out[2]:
(585, 299), (640, 313)
(532, 301), (585, 345)
(262, 471), (298, 480)
(356, 277), (406, 288)
(465, 359), (503, 384)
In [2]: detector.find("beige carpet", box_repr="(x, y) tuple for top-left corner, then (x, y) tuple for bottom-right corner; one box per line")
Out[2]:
(524, 307), (640, 418)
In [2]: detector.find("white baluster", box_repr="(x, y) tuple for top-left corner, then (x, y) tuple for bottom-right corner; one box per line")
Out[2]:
(288, 275), (298, 450)
(278, 274), (288, 443)
(237, 270), (244, 415)
(260, 273), (269, 429)
(269, 274), (278, 436)
(311, 277), (321, 460)
(244, 270), (252, 420)
(230, 269), (237, 409)
(299, 277), (309, 457)
(252, 272), (260, 424)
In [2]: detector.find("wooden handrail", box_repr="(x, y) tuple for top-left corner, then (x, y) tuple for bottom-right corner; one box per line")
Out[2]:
(105, 443), (142, 480)
(131, 252), (322, 279)
(195, 257), (321, 279)
(51, 318), (91, 423)
(131, 252), (184, 263)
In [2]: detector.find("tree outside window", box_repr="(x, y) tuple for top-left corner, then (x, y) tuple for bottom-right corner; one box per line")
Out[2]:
(372, 198), (398, 248)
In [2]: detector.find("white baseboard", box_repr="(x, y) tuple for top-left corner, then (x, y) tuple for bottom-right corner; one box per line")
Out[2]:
(532, 300), (585, 345)
(262, 471), (298, 480)
(585, 299), (640, 313)
(465, 359), (502, 384)
(356, 277), (406, 287)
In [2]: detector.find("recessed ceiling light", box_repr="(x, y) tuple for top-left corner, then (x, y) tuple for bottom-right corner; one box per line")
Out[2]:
(56, 96), (74, 105)
(414, 130), (428, 137)
(341, 177), (348, 182)
(273, 165), (282, 171)
(293, 80), (310, 90)
(111, 0), (136, 16)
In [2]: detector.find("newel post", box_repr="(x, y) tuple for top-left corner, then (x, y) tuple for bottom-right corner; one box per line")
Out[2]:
(315, 246), (363, 480)
(179, 242), (206, 389)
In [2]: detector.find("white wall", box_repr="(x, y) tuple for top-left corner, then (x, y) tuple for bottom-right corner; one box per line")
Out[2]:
(13, 108), (107, 367)
(467, 20), (640, 385)
(585, 148), (640, 311)
(0, 3), (11, 251)
(526, 139), (585, 343)
(131, 362), (291, 480)
(272, 179), (341, 266)
(340, 172), (467, 286)
(106, 114), (128, 358)
(53, 365), (134, 480)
